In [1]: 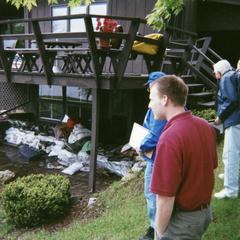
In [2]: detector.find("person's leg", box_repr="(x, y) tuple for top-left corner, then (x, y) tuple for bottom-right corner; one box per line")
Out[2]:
(144, 161), (156, 229)
(223, 125), (240, 196)
(156, 207), (212, 240)
(139, 161), (155, 240)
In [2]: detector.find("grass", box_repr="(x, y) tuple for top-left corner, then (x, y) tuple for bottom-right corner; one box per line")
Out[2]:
(0, 140), (240, 239)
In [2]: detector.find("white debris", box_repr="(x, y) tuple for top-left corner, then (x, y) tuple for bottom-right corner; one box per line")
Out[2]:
(62, 162), (84, 175)
(97, 155), (133, 177)
(0, 170), (15, 183)
(68, 124), (91, 144)
(77, 151), (89, 163)
(61, 114), (69, 123)
(87, 197), (97, 207)
(4, 127), (25, 145)
(131, 161), (146, 172)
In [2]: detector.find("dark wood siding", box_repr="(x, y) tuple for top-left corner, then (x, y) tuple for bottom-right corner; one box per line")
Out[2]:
(108, 0), (156, 74)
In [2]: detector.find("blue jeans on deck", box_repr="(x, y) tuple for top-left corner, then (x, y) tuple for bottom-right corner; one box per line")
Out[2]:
(144, 161), (156, 229)
(223, 124), (240, 196)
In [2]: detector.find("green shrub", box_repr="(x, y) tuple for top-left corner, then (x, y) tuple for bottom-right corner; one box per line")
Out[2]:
(191, 109), (216, 121)
(1, 174), (70, 227)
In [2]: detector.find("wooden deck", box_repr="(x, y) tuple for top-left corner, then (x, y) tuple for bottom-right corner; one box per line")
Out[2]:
(0, 71), (148, 89)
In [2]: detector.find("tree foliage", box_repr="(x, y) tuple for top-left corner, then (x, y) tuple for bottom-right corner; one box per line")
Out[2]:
(6, 0), (185, 30)
(146, 0), (184, 31)
(6, 0), (94, 10)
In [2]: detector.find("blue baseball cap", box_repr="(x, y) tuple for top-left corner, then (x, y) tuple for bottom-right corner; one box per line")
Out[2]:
(145, 71), (166, 86)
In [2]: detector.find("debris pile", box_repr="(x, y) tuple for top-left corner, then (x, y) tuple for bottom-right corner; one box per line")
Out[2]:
(3, 119), (145, 177)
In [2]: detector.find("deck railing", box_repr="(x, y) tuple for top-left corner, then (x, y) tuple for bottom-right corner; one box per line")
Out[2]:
(0, 14), (166, 88)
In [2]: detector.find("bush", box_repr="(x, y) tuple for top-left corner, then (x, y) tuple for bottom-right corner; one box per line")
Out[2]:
(1, 174), (70, 227)
(191, 109), (216, 121)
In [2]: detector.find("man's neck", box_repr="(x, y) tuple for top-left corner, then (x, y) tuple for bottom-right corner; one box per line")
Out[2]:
(166, 106), (185, 121)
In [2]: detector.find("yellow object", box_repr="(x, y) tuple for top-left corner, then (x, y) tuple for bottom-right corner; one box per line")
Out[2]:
(132, 33), (163, 55)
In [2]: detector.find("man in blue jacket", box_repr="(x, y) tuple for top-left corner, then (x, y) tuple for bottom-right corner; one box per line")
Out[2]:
(213, 59), (240, 199)
(139, 72), (167, 240)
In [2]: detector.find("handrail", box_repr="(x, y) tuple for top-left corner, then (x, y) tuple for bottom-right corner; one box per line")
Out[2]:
(208, 47), (223, 61)
(186, 62), (217, 90)
(0, 14), (146, 25)
(192, 45), (215, 65)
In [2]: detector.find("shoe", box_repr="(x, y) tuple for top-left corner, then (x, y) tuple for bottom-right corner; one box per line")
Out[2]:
(214, 189), (238, 199)
(139, 226), (154, 240)
(218, 173), (224, 180)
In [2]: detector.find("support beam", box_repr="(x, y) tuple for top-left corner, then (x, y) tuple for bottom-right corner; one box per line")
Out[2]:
(88, 87), (100, 193)
(0, 39), (12, 82)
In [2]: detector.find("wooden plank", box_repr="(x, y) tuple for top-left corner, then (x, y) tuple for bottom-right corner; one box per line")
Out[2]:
(88, 88), (100, 193)
(0, 14), (146, 25)
(194, 37), (212, 70)
(84, 15), (100, 83)
(0, 71), (148, 89)
(31, 20), (53, 85)
(206, 0), (240, 5)
(0, 39), (11, 82)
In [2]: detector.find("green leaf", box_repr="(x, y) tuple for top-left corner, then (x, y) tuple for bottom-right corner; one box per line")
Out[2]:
(146, 0), (184, 31)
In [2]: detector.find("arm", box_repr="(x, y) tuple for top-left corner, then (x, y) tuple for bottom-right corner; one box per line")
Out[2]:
(155, 195), (175, 237)
(218, 74), (239, 121)
(140, 110), (166, 153)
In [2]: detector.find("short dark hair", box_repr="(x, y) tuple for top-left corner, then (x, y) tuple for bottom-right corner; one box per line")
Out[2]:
(151, 75), (188, 106)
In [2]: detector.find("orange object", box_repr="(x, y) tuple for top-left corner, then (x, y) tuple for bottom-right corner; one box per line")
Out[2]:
(67, 119), (75, 129)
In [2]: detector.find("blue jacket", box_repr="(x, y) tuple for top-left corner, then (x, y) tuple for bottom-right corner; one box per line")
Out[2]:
(217, 70), (240, 129)
(140, 109), (167, 162)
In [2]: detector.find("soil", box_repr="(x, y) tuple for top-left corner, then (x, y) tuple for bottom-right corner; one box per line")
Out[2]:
(0, 144), (120, 234)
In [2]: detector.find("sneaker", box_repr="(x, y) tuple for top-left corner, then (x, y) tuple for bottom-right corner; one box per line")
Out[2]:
(214, 189), (238, 199)
(218, 173), (224, 180)
(139, 227), (154, 240)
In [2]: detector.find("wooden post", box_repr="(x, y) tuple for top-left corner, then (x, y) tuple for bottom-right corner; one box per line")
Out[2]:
(84, 15), (100, 193)
(88, 87), (100, 193)
(0, 39), (12, 82)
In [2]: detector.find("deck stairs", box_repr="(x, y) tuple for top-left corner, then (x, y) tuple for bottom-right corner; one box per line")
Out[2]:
(162, 29), (222, 109)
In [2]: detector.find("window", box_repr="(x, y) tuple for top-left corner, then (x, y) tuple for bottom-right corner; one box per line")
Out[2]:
(39, 85), (63, 120)
(70, 6), (87, 32)
(51, 0), (107, 33)
(52, 6), (68, 33)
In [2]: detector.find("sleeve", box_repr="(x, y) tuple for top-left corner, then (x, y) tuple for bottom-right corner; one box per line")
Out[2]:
(218, 74), (239, 121)
(140, 110), (166, 153)
(150, 140), (182, 196)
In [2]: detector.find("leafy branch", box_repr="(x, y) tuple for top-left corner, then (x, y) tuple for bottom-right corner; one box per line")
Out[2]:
(146, 0), (184, 31)
(6, 0), (94, 10)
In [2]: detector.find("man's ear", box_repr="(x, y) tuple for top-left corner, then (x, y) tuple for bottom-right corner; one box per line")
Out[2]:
(161, 95), (168, 106)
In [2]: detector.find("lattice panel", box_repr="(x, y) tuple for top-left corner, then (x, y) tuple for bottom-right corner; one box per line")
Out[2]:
(0, 83), (29, 110)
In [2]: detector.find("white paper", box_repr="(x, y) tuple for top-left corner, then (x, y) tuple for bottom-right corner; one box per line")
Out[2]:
(128, 123), (149, 150)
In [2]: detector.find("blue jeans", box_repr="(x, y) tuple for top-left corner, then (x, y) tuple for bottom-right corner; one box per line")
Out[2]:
(223, 124), (240, 196)
(144, 161), (156, 229)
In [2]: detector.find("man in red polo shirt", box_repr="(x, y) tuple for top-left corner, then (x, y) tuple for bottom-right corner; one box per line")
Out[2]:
(148, 75), (218, 239)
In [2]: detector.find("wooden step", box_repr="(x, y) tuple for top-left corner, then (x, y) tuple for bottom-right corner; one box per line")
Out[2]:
(187, 83), (205, 93)
(188, 92), (214, 101)
(181, 75), (195, 83)
(197, 101), (215, 108)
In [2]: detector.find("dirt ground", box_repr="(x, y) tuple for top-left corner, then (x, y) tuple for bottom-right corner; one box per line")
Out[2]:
(0, 144), (120, 232)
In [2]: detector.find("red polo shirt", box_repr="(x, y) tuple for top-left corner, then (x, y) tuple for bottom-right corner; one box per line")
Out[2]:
(150, 111), (217, 211)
